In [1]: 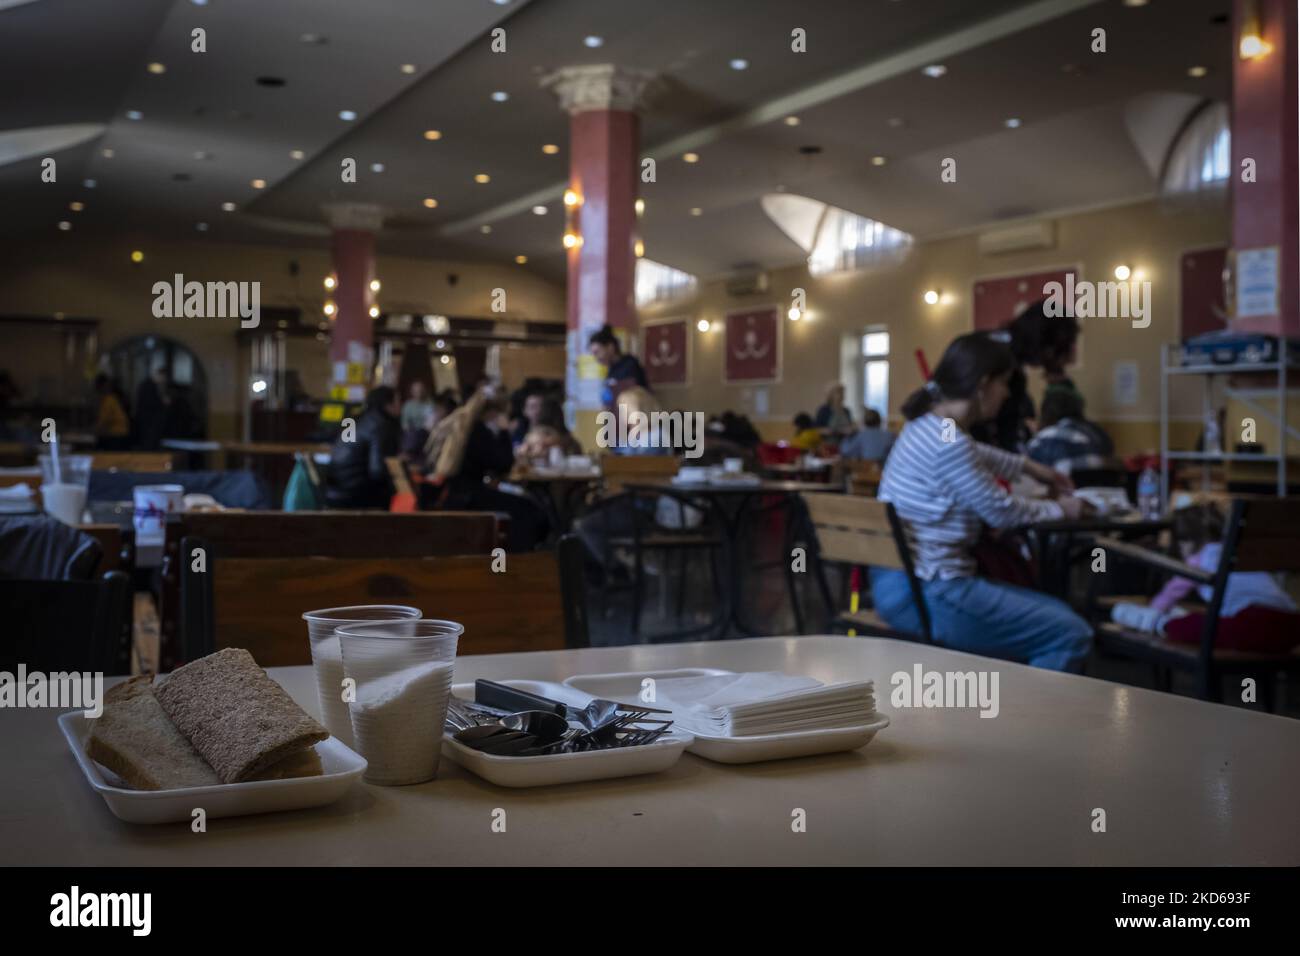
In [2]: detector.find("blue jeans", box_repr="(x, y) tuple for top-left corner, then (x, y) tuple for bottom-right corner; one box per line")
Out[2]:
(869, 568), (1093, 672)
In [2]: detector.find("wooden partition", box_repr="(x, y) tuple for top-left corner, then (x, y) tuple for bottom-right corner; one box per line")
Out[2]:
(91, 452), (177, 472)
(181, 510), (497, 558)
(599, 454), (680, 494)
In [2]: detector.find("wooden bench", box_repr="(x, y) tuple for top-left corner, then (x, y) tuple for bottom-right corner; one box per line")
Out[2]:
(91, 452), (177, 473)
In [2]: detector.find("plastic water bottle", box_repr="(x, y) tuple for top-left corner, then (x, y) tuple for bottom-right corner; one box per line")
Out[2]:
(1137, 466), (1160, 520)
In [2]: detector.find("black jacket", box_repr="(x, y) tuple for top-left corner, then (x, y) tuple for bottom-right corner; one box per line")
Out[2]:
(326, 407), (400, 509)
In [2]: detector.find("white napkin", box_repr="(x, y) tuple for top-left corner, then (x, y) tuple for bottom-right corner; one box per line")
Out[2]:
(654, 672), (876, 737)
(0, 484), (34, 499)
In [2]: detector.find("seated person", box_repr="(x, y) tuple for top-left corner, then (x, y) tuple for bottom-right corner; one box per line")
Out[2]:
(517, 398), (582, 460)
(326, 386), (401, 509)
(511, 390), (544, 447)
(838, 408), (894, 462)
(1110, 502), (1300, 653)
(791, 413), (822, 452)
(1026, 388), (1113, 475)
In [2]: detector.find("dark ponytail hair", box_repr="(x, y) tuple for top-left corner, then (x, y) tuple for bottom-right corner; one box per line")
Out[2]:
(588, 324), (621, 353)
(901, 333), (1015, 421)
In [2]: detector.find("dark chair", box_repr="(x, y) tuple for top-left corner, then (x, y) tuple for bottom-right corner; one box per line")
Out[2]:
(181, 529), (589, 666)
(0, 571), (132, 673)
(1093, 498), (1300, 707)
(795, 492), (932, 642)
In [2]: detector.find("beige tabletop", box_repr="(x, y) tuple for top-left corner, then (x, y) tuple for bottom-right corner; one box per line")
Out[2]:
(3, 636), (1298, 866)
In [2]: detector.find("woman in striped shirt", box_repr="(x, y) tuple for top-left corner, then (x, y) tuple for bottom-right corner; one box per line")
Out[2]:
(871, 333), (1093, 672)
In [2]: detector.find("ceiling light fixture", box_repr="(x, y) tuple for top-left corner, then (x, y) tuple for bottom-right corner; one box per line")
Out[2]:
(1114, 264), (1132, 280)
(324, 276), (337, 290)
(369, 305), (380, 318)
(923, 289), (940, 305)
(369, 279), (381, 293)
(635, 198), (645, 215)
(490, 91), (509, 102)
(83, 179), (97, 189)
(480, 225), (492, 234)
(1187, 65), (1208, 77)
(400, 64), (416, 74)
(474, 173), (490, 183)
(339, 109), (357, 121)
(440, 355), (451, 365)
(729, 58), (749, 70)
(221, 201), (236, 212)
(784, 116), (800, 126)
(101, 148), (114, 158)
(324, 301), (337, 316)
(563, 188), (580, 206)
(130, 250), (144, 263)
(290, 149), (304, 160)
(541, 143), (559, 154)
(423, 129), (442, 141)
(689, 207), (702, 216)
(58, 221), (71, 231)
(922, 64), (947, 78)
(683, 152), (699, 163)
(1005, 117), (1022, 128)
(250, 179), (266, 189)
(871, 155), (887, 166)
(69, 201), (84, 212)
(532, 205), (547, 215)
(696, 319), (710, 332)
(515, 255), (528, 264)
(584, 36), (603, 48)
(126, 110), (143, 120)
(147, 62), (166, 75)
(788, 308), (802, 321)
(370, 163), (384, 173)
(563, 232), (580, 249)
(423, 197), (438, 208)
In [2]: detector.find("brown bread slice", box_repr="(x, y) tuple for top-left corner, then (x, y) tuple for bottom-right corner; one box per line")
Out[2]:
(154, 647), (328, 784)
(86, 676), (222, 790)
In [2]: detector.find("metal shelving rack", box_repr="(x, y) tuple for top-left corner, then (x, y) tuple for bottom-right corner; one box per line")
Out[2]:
(1160, 339), (1292, 505)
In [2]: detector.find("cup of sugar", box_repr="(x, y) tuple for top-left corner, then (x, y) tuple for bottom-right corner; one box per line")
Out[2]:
(335, 618), (462, 786)
(301, 605), (422, 750)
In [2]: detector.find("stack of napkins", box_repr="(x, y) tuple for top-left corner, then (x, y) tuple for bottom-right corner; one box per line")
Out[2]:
(653, 672), (876, 737)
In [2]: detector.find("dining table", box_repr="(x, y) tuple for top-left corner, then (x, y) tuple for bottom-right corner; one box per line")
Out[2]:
(625, 478), (838, 637)
(5, 634), (1298, 866)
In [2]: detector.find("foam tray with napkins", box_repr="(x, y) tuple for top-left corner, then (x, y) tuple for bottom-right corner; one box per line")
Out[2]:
(564, 668), (888, 764)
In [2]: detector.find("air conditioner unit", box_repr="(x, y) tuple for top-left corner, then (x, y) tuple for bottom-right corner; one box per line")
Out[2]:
(977, 221), (1056, 256)
(725, 270), (769, 297)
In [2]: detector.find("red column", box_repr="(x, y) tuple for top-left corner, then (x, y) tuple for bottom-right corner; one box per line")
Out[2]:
(325, 204), (382, 399)
(1231, 0), (1298, 335)
(566, 109), (639, 407)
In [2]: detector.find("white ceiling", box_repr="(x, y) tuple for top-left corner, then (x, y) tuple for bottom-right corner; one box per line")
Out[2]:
(0, 0), (1233, 281)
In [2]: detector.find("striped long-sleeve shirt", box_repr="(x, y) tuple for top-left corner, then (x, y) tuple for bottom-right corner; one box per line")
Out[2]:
(878, 413), (1064, 580)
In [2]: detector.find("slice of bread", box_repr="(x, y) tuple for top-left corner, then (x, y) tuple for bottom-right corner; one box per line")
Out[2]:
(86, 676), (221, 791)
(154, 647), (329, 784)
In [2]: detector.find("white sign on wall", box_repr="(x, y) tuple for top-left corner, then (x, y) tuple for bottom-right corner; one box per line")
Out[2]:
(1236, 246), (1279, 318)
(1112, 360), (1139, 407)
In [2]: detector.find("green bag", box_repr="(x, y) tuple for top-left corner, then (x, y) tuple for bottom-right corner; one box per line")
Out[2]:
(283, 458), (322, 511)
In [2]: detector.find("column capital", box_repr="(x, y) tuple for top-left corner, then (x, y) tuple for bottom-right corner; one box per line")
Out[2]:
(323, 202), (385, 232)
(541, 64), (659, 114)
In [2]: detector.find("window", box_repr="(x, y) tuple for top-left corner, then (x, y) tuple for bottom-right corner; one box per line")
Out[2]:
(635, 258), (698, 308)
(862, 328), (890, 419)
(762, 193), (913, 277)
(1163, 101), (1230, 194)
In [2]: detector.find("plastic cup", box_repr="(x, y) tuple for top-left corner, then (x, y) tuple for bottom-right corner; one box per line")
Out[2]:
(39, 453), (91, 526)
(132, 484), (184, 547)
(335, 619), (462, 786)
(301, 605), (421, 749)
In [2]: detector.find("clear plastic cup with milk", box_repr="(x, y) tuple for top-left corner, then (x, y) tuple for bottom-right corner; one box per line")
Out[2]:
(301, 605), (421, 750)
(39, 453), (92, 526)
(336, 619), (462, 786)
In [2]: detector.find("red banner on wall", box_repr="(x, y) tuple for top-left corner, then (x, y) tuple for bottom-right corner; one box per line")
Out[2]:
(724, 306), (780, 383)
(973, 268), (1074, 331)
(643, 319), (689, 386)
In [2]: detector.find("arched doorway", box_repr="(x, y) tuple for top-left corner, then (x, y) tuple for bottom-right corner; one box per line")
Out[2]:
(102, 335), (209, 444)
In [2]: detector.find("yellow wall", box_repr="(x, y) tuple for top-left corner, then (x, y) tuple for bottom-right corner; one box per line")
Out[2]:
(0, 234), (566, 439)
(639, 197), (1231, 455)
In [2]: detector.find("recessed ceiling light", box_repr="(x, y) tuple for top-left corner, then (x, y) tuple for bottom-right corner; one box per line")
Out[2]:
(251, 178), (266, 189)
(1187, 65), (1208, 78)
(871, 155), (887, 166)
(126, 110), (143, 120)
(683, 152), (699, 163)
(101, 148), (114, 158)
(783, 116), (800, 126)
(221, 202), (236, 212)
(290, 149), (304, 160)
(130, 250), (144, 263)
(1004, 117), (1022, 128)
(69, 201), (84, 211)
(423, 129), (442, 141)
(370, 163), (384, 173)
(532, 205), (547, 215)
(400, 64), (416, 74)
(922, 64), (947, 78)
(196, 222), (209, 231)
(191, 0), (208, 5)
(541, 143), (559, 154)
(339, 109), (357, 121)
(147, 62), (166, 75)
(423, 197), (438, 208)
(729, 58), (749, 70)
(689, 207), (702, 216)
(480, 225), (492, 234)
(515, 255), (528, 264)
(474, 173), (491, 183)
(1122, 0), (1149, 6)
(584, 36), (603, 48)
(491, 91), (509, 102)
(57, 221), (71, 231)
(83, 179), (97, 189)
(491, 0), (510, 5)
